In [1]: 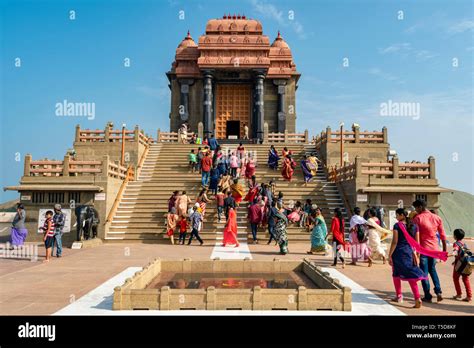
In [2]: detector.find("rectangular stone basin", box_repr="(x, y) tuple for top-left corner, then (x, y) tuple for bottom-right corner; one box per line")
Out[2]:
(113, 258), (351, 311)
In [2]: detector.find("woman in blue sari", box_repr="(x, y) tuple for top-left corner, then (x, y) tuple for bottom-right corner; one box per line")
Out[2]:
(300, 155), (313, 183)
(268, 145), (279, 170)
(307, 208), (328, 254)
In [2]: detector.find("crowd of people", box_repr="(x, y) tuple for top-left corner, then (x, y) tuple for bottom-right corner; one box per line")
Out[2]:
(324, 200), (472, 308)
(167, 138), (330, 254)
(166, 136), (473, 308)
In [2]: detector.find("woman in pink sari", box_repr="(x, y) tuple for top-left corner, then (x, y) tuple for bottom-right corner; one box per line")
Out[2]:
(175, 191), (192, 217)
(389, 208), (448, 308)
(222, 207), (239, 247)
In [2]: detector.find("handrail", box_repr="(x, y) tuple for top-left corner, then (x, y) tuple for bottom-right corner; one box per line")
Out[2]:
(106, 165), (135, 223)
(135, 143), (150, 179)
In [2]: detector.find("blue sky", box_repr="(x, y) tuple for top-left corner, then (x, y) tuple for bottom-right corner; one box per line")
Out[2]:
(1, 0), (473, 201)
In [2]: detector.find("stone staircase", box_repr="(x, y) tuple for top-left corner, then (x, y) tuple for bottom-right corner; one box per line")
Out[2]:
(105, 142), (348, 243)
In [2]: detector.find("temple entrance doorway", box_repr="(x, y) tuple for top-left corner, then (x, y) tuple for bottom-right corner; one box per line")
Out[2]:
(226, 121), (240, 138)
(215, 84), (251, 139)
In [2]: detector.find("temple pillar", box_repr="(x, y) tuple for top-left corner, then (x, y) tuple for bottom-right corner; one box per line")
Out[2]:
(178, 81), (190, 121)
(274, 80), (287, 133)
(255, 72), (265, 141)
(203, 72), (214, 138)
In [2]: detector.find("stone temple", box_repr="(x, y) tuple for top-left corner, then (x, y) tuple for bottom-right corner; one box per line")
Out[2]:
(166, 15), (300, 140)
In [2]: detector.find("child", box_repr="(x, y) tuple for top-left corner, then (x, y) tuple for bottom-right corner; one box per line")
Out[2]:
(178, 215), (188, 245)
(216, 189), (225, 222)
(306, 210), (317, 232)
(166, 207), (178, 245)
(188, 149), (197, 173)
(288, 201), (302, 224)
(40, 210), (55, 263)
(300, 199), (312, 228)
(451, 228), (472, 302)
(197, 147), (204, 173)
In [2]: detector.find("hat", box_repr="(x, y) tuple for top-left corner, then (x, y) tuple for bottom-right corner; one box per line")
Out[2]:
(54, 204), (62, 211)
(311, 204), (318, 210)
(194, 203), (200, 208)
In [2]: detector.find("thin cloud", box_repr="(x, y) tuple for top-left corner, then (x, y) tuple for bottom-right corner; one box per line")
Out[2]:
(379, 43), (437, 62)
(379, 43), (411, 54)
(368, 68), (404, 83)
(447, 20), (474, 34)
(249, 0), (307, 39)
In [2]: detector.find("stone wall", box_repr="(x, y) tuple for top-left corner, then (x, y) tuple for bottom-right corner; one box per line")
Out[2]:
(15, 175), (123, 245)
(73, 141), (145, 169)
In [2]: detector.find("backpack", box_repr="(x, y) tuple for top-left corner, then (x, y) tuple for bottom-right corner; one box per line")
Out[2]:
(454, 241), (474, 276)
(352, 224), (368, 243)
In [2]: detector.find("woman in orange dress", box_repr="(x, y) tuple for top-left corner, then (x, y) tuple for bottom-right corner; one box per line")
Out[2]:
(222, 207), (239, 247)
(281, 155), (296, 181)
(230, 178), (245, 205)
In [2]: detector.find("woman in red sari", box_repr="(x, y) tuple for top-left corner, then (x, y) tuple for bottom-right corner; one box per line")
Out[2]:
(244, 175), (259, 203)
(245, 154), (256, 180)
(222, 207), (239, 247)
(281, 155), (296, 181)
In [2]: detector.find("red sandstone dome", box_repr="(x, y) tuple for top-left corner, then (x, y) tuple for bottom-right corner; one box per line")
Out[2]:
(170, 15), (299, 79)
(271, 31), (290, 49)
(177, 31), (197, 49)
(205, 14), (263, 34)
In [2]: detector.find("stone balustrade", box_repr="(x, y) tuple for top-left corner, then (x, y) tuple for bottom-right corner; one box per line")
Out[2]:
(314, 126), (388, 148)
(24, 154), (132, 180)
(328, 155), (435, 182)
(75, 124), (151, 146)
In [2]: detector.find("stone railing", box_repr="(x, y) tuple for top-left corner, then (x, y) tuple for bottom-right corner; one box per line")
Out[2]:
(106, 160), (131, 180)
(328, 155), (435, 182)
(156, 129), (196, 142)
(313, 126), (388, 148)
(106, 165), (135, 223)
(267, 129), (309, 143)
(24, 154), (132, 180)
(75, 124), (151, 145)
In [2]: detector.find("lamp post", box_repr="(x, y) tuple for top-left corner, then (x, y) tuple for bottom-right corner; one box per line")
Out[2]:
(121, 123), (126, 166)
(339, 122), (344, 167)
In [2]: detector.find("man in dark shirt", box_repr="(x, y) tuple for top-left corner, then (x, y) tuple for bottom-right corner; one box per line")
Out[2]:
(224, 190), (236, 220)
(209, 134), (219, 152)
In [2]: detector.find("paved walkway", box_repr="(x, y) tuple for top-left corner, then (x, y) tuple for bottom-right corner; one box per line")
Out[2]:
(0, 242), (472, 315)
